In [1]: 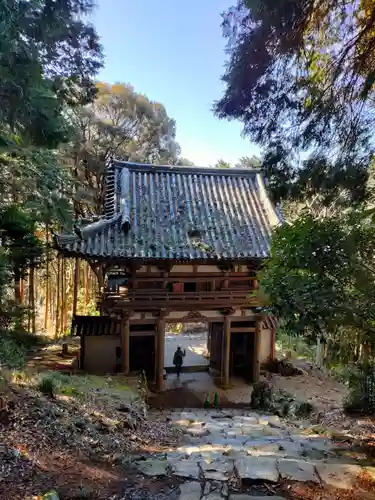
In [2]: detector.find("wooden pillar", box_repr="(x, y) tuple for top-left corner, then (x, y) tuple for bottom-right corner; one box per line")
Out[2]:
(207, 324), (212, 356)
(270, 318), (277, 361)
(122, 315), (130, 374)
(222, 315), (231, 387)
(156, 311), (166, 392)
(253, 316), (261, 382)
(223, 272), (229, 289)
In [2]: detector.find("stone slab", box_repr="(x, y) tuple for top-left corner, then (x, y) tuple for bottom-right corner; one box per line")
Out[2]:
(276, 440), (304, 457)
(185, 427), (210, 437)
(245, 442), (280, 456)
(200, 458), (234, 481)
(199, 451), (225, 463)
(167, 451), (188, 464)
(257, 415), (282, 428)
(315, 463), (363, 489)
(277, 459), (320, 483)
(235, 456), (279, 482)
(233, 415), (259, 425)
(203, 494), (222, 500)
(209, 437), (245, 448)
(179, 481), (202, 500)
(137, 458), (168, 477)
(173, 459), (201, 479)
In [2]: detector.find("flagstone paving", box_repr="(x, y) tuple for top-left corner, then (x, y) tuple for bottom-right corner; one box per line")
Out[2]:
(136, 409), (374, 499)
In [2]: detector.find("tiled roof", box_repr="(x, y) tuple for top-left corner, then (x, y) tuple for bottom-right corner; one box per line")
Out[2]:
(54, 160), (282, 261)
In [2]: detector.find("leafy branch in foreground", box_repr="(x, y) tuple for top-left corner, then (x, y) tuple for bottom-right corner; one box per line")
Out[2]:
(215, 0), (375, 207)
(260, 212), (375, 358)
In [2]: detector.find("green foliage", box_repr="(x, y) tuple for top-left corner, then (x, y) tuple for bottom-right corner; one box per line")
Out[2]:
(250, 381), (274, 410)
(276, 328), (316, 361)
(0, 205), (44, 274)
(68, 82), (181, 217)
(0, 330), (47, 368)
(294, 401), (314, 418)
(214, 159), (232, 169)
(235, 155), (261, 169)
(343, 362), (375, 415)
(38, 375), (56, 397)
(215, 1), (374, 206)
(260, 212), (375, 347)
(0, 0), (102, 339)
(250, 380), (315, 417)
(0, 333), (28, 368)
(176, 157), (195, 166)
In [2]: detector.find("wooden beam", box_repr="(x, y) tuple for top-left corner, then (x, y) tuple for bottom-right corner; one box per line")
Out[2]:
(222, 315), (231, 387)
(230, 327), (256, 333)
(122, 315), (130, 374)
(133, 273), (254, 281)
(253, 317), (261, 382)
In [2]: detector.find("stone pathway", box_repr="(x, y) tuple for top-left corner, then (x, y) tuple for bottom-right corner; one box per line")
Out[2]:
(136, 409), (375, 499)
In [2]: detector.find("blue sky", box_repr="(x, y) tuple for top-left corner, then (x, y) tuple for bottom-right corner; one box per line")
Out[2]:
(91, 0), (259, 166)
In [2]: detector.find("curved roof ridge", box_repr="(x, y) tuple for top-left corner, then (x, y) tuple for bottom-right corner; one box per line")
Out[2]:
(112, 159), (263, 177)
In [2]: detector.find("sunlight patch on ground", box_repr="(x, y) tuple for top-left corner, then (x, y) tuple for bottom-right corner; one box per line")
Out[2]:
(188, 344), (208, 356)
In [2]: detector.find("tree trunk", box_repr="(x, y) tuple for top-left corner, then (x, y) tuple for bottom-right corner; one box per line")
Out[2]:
(84, 262), (89, 311)
(14, 269), (21, 305)
(72, 257), (79, 318)
(63, 259), (69, 333)
(55, 256), (61, 338)
(316, 334), (324, 368)
(20, 278), (25, 305)
(44, 224), (49, 331)
(29, 267), (36, 334)
(362, 341), (371, 363)
(61, 258), (67, 334)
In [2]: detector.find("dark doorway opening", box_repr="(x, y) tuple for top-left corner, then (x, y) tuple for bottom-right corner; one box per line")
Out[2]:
(230, 321), (255, 382)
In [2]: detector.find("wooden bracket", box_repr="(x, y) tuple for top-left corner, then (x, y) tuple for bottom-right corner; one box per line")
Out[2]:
(220, 307), (236, 317)
(88, 260), (104, 288)
(156, 308), (169, 319)
(157, 262), (173, 273)
(121, 310), (133, 320)
(181, 310), (206, 322)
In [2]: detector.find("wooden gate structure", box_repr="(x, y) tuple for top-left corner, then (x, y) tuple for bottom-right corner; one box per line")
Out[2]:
(54, 160), (281, 391)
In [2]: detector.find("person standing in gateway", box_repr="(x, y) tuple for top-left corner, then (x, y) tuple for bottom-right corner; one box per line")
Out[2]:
(173, 346), (186, 378)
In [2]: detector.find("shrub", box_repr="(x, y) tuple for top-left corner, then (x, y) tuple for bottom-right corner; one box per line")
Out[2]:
(0, 329), (49, 369)
(250, 381), (315, 418)
(294, 401), (314, 418)
(342, 362), (375, 415)
(38, 376), (55, 397)
(250, 381), (275, 410)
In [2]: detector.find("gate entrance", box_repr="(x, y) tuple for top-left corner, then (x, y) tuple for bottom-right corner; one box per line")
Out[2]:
(164, 322), (209, 374)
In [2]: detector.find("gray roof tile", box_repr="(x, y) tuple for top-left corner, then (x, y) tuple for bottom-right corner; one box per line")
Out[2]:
(54, 160), (282, 261)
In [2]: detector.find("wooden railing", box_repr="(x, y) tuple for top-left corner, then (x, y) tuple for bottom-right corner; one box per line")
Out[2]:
(100, 289), (259, 311)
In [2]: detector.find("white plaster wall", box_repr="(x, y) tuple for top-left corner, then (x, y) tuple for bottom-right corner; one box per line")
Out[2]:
(138, 266), (160, 273)
(84, 335), (120, 373)
(260, 328), (272, 363)
(170, 265), (194, 273)
(196, 265), (221, 273)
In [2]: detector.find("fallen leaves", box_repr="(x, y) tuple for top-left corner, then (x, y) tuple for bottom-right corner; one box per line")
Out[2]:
(0, 378), (182, 499)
